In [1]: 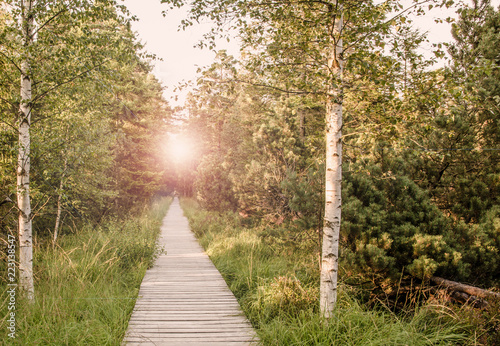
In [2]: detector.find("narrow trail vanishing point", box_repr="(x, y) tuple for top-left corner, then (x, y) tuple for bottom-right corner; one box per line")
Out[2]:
(123, 198), (259, 345)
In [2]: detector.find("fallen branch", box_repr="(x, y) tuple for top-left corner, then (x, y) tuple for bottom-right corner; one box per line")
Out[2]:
(431, 276), (500, 301)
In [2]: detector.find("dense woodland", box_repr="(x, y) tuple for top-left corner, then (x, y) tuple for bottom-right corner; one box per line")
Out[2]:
(0, 0), (499, 344)
(0, 0), (174, 227)
(173, 0), (500, 291)
(0, 0), (175, 292)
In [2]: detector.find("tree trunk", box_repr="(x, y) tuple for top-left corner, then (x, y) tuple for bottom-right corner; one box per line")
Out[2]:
(17, 0), (35, 301)
(298, 109), (305, 143)
(320, 8), (343, 318)
(53, 156), (68, 243)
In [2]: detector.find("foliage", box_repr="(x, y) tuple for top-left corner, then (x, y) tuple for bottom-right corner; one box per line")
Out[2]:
(195, 151), (238, 211)
(440, 0), (500, 222)
(342, 162), (459, 280)
(172, 0), (500, 292)
(110, 59), (173, 212)
(0, 0), (173, 244)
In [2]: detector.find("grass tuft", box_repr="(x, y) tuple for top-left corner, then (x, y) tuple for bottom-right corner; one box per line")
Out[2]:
(0, 197), (171, 345)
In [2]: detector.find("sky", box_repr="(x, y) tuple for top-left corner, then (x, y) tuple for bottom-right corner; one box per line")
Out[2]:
(121, 0), (237, 106)
(121, 0), (500, 107)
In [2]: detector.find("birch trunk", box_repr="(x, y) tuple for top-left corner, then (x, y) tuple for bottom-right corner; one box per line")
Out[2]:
(320, 8), (343, 318)
(17, 0), (35, 301)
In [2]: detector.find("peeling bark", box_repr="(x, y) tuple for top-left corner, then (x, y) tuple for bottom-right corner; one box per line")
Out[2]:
(320, 6), (343, 318)
(17, 0), (35, 301)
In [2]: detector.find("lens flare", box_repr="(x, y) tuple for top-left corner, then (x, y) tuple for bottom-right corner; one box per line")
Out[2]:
(167, 134), (195, 163)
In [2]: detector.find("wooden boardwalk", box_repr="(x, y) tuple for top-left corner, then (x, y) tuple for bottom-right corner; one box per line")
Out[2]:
(123, 198), (259, 345)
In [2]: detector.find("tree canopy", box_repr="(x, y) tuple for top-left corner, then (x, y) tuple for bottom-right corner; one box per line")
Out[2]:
(0, 0), (174, 298)
(164, 0), (500, 301)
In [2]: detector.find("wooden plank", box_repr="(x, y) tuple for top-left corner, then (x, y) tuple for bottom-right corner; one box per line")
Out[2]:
(127, 331), (255, 336)
(128, 313), (247, 318)
(127, 342), (256, 344)
(129, 325), (253, 329)
(126, 336), (255, 340)
(123, 198), (259, 345)
(128, 318), (251, 324)
(126, 336), (256, 342)
(127, 322), (253, 328)
(132, 306), (243, 311)
(127, 341), (258, 346)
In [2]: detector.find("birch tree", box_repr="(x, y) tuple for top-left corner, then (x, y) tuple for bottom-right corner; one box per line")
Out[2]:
(17, 0), (35, 300)
(162, 0), (452, 316)
(321, 6), (343, 317)
(1, 0), (137, 300)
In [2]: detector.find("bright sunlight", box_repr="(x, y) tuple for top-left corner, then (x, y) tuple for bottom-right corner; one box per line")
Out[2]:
(166, 133), (196, 164)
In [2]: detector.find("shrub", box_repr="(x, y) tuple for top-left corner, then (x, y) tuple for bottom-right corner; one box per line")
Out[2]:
(342, 163), (500, 286)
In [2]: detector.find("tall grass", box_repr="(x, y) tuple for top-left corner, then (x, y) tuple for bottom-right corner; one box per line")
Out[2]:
(0, 197), (171, 345)
(181, 198), (470, 345)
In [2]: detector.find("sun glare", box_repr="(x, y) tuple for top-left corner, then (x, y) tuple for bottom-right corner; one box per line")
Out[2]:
(168, 134), (195, 163)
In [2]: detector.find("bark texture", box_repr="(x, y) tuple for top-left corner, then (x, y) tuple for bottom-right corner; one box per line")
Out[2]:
(431, 276), (500, 300)
(17, 0), (35, 300)
(320, 8), (343, 318)
(53, 156), (67, 243)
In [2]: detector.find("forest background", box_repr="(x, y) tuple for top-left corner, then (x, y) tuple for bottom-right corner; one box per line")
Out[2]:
(0, 0), (499, 344)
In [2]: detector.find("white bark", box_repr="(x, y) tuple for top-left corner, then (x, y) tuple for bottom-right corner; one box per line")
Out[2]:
(320, 8), (343, 318)
(17, 0), (35, 301)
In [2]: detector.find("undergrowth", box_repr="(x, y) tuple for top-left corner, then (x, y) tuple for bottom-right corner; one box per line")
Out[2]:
(181, 198), (474, 345)
(0, 197), (171, 345)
